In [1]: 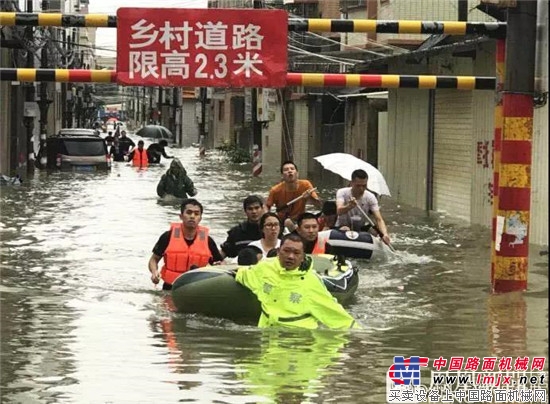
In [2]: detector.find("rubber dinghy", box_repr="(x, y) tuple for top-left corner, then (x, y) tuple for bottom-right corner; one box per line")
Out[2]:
(322, 229), (385, 259)
(171, 254), (358, 324)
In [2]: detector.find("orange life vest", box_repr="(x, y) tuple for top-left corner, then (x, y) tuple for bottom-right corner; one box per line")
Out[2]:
(132, 148), (149, 167)
(312, 232), (328, 254)
(160, 223), (212, 285)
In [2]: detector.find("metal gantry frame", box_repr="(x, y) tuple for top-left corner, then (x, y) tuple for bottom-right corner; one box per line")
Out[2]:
(0, 10), (534, 294)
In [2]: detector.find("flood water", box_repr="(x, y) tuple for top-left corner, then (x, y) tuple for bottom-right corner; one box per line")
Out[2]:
(0, 144), (547, 403)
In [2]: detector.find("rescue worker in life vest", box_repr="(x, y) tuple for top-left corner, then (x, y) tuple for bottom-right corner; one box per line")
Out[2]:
(148, 198), (223, 290)
(294, 212), (333, 254)
(129, 140), (149, 168)
(234, 233), (361, 329)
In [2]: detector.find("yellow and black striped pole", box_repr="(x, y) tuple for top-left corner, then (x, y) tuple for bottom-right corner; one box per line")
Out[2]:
(0, 12), (115, 27)
(0, 68), (116, 83)
(0, 12), (507, 37)
(0, 69), (497, 90)
(288, 19), (506, 37)
(286, 73), (495, 90)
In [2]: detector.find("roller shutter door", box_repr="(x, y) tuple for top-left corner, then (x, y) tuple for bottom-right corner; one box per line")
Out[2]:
(433, 90), (473, 220)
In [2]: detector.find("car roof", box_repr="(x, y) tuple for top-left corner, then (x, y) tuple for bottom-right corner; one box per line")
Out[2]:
(58, 128), (97, 136)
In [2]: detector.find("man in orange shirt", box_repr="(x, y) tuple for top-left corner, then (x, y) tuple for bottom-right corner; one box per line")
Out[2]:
(266, 161), (322, 231)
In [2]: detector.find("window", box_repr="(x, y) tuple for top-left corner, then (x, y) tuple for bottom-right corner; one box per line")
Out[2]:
(62, 139), (106, 156)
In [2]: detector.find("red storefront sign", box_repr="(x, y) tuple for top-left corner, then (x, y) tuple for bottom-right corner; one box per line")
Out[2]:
(116, 8), (288, 88)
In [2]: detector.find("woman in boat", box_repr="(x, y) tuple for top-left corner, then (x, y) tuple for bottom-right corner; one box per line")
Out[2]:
(247, 212), (282, 259)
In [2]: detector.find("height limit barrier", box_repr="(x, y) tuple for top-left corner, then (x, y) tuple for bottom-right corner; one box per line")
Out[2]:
(1, 9), (529, 294)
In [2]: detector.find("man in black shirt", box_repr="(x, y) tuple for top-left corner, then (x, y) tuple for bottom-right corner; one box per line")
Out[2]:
(147, 139), (174, 164)
(220, 195), (265, 259)
(118, 130), (135, 156)
(148, 198), (223, 290)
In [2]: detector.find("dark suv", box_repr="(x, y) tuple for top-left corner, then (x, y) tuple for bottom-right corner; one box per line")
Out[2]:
(37, 129), (111, 171)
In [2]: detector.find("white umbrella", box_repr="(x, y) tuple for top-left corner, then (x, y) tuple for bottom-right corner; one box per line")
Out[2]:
(314, 153), (391, 197)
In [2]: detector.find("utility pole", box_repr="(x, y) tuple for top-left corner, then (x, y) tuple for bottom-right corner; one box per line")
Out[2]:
(67, 29), (78, 128)
(251, 0), (263, 153)
(173, 87), (182, 146)
(142, 87), (147, 125)
(492, 0), (537, 293)
(199, 87), (207, 147)
(38, 0), (50, 154)
(23, 0), (35, 174)
(61, 29), (67, 128)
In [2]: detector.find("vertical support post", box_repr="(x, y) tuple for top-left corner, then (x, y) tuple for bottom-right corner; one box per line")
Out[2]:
(426, 89), (435, 212)
(24, 0), (35, 174)
(38, 0), (50, 161)
(491, 39), (505, 289)
(61, 29), (67, 128)
(458, 0), (468, 21)
(157, 87), (163, 125)
(148, 87), (153, 123)
(142, 87), (146, 125)
(492, 1), (537, 293)
(173, 87), (182, 146)
(251, 0), (263, 174)
(198, 88), (207, 156)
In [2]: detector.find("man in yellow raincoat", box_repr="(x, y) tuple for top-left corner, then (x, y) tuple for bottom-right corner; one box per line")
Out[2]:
(235, 233), (361, 329)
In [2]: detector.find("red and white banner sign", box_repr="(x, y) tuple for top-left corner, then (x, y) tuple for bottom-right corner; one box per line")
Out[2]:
(116, 8), (288, 88)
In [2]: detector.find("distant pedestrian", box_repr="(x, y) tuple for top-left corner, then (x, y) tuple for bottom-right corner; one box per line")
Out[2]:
(156, 159), (197, 199)
(110, 137), (125, 162)
(147, 140), (174, 164)
(104, 131), (114, 143)
(128, 140), (148, 168)
(118, 130), (135, 156)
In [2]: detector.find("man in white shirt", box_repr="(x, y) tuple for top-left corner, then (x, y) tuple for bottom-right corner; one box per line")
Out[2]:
(335, 169), (391, 245)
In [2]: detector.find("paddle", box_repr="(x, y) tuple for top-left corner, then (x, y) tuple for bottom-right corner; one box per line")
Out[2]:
(276, 187), (318, 213)
(353, 202), (399, 255)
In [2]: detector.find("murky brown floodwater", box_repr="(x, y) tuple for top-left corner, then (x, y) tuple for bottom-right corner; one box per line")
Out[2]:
(1, 142), (547, 403)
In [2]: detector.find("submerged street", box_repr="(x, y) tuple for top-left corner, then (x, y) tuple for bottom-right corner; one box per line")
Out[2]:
(0, 145), (547, 403)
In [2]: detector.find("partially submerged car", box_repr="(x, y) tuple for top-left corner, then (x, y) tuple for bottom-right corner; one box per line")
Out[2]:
(36, 129), (111, 171)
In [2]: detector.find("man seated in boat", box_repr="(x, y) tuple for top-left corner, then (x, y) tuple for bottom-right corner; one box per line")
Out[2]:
(234, 233), (361, 330)
(335, 169), (391, 245)
(317, 200), (337, 231)
(237, 246), (264, 266)
(294, 212), (332, 255)
(294, 212), (383, 260)
(148, 198), (223, 290)
(220, 195), (265, 260)
(265, 161), (322, 232)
